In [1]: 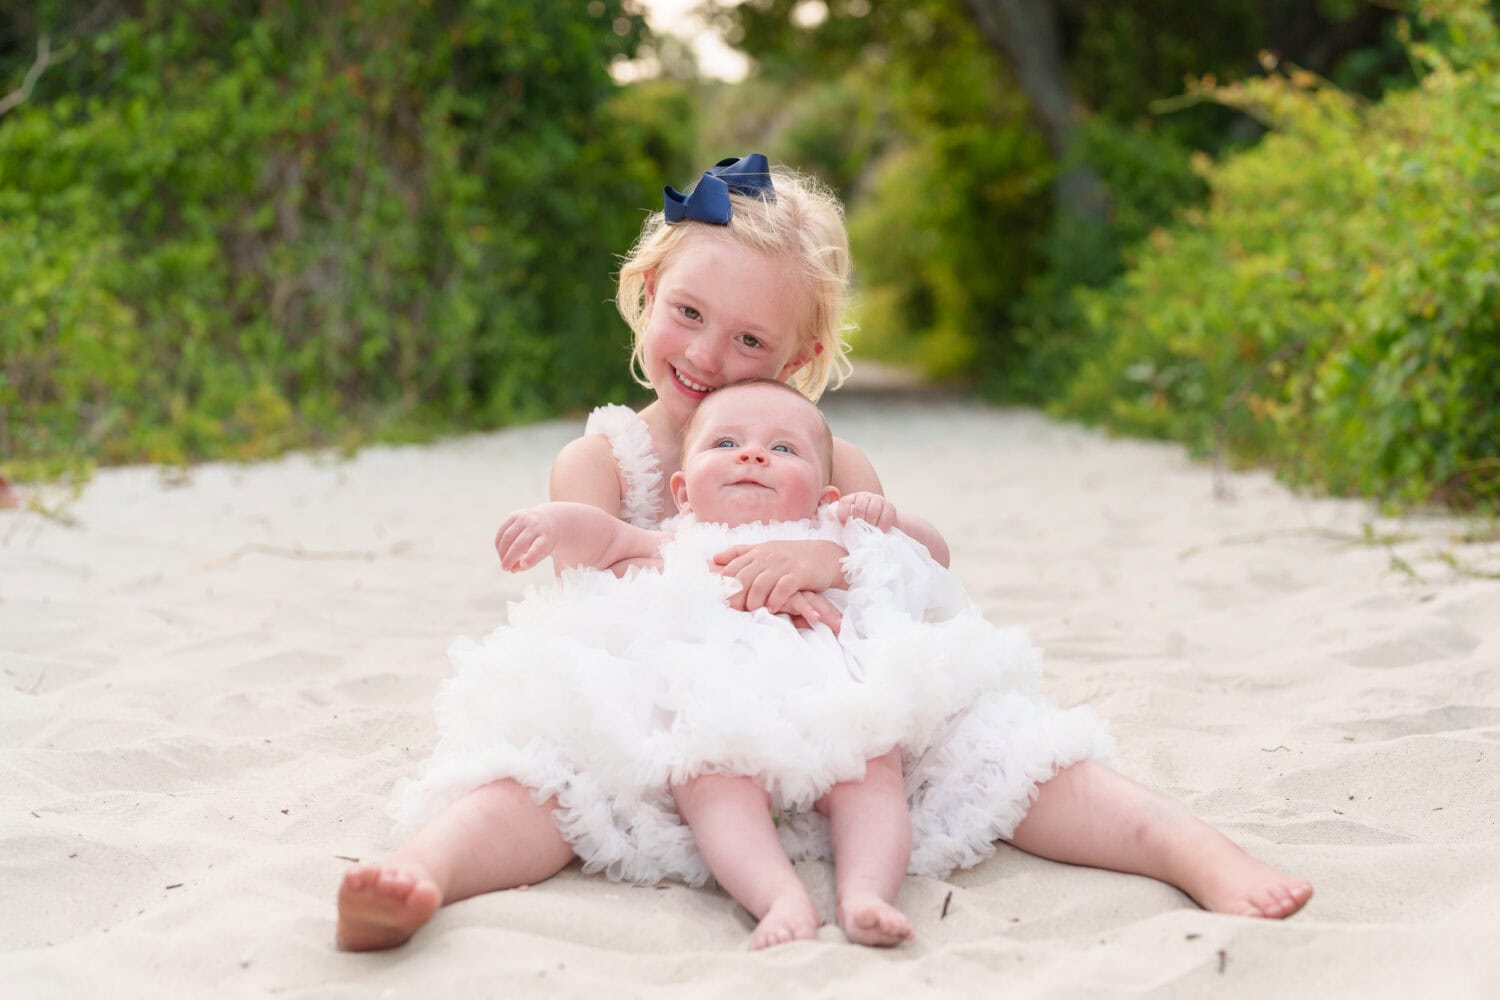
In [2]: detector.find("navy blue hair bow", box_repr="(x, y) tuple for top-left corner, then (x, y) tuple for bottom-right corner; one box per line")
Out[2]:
(663, 154), (776, 225)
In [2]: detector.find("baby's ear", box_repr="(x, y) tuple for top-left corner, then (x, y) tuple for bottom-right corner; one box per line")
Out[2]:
(669, 471), (692, 512)
(820, 485), (841, 506)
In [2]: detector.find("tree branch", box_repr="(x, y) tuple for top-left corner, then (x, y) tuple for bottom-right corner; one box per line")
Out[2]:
(0, 35), (57, 119)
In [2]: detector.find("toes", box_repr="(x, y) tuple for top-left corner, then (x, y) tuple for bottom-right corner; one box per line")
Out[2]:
(377, 869), (416, 899)
(842, 904), (913, 946)
(1245, 879), (1313, 919)
(752, 927), (788, 951)
(341, 864), (378, 892)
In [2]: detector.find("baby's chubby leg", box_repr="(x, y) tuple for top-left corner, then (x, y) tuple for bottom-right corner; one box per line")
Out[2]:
(816, 749), (914, 947)
(671, 773), (820, 949)
(336, 778), (574, 951)
(1010, 761), (1313, 918)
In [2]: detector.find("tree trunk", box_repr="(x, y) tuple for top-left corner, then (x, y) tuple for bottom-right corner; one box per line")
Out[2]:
(962, 0), (1108, 225)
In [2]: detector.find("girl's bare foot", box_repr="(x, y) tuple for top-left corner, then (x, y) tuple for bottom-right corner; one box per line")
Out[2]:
(336, 862), (443, 951)
(750, 888), (821, 950)
(1186, 852), (1313, 918)
(837, 892), (914, 947)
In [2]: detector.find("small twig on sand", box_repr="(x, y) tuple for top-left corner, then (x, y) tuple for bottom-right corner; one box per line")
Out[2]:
(1178, 525), (1415, 560)
(189, 541), (414, 573)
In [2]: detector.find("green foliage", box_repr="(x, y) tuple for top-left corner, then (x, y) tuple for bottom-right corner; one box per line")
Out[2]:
(997, 116), (1207, 402)
(711, 0), (1405, 398)
(1, 1), (674, 474)
(1057, 3), (1500, 509)
(851, 119), (1051, 379)
(709, 3), (1057, 380)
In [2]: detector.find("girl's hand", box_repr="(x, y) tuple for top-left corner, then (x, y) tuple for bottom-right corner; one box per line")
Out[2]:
(836, 491), (898, 530)
(779, 591), (843, 634)
(712, 539), (847, 614)
(494, 508), (557, 572)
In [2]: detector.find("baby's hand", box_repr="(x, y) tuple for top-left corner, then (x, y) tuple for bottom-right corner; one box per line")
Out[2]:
(494, 507), (557, 572)
(836, 491), (898, 530)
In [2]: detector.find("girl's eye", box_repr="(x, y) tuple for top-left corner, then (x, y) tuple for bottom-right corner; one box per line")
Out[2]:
(738, 334), (763, 349)
(680, 305), (702, 322)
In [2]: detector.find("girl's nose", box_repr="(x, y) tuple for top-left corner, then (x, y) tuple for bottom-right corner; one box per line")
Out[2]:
(685, 335), (722, 374)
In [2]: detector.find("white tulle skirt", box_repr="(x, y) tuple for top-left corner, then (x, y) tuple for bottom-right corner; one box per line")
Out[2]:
(392, 513), (1113, 884)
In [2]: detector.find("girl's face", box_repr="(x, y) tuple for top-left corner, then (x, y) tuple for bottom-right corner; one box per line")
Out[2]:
(641, 231), (813, 428)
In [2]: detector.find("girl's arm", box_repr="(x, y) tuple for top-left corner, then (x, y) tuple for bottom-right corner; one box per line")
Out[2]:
(496, 502), (665, 573)
(549, 434), (624, 515)
(830, 436), (950, 567)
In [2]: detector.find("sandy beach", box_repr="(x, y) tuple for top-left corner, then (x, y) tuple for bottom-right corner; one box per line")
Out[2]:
(4, 384), (1499, 998)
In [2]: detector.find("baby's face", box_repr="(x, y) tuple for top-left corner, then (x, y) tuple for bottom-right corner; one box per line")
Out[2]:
(671, 383), (837, 527)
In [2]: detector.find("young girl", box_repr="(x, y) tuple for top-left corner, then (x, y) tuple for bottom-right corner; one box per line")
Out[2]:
(335, 155), (1311, 951)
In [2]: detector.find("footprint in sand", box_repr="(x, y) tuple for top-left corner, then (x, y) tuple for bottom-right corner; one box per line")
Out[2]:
(1336, 626), (1480, 669)
(1335, 705), (1500, 741)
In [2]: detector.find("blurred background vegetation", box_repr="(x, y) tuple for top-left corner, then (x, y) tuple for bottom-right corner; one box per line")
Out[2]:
(2, 0), (1496, 510)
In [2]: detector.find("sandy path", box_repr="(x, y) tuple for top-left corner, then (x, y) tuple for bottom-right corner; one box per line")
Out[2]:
(3, 390), (1498, 998)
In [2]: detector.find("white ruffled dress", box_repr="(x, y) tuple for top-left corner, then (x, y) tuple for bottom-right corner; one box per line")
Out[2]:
(392, 405), (1114, 884)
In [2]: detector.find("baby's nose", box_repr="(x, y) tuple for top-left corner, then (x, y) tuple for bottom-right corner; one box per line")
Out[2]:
(737, 448), (768, 465)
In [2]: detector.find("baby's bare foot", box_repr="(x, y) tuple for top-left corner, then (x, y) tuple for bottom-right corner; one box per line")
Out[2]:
(1190, 853), (1313, 919)
(750, 890), (821, 950)
(336, 861), (443, 951)
(838, 892), (914, 947)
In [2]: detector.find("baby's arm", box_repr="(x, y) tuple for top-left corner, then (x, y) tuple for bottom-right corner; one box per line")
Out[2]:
(495, 502), (665, 573)
(830, 437), (950, 567)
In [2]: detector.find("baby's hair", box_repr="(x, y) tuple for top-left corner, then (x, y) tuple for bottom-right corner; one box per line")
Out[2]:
(680, 378), (834, 482)
(617, 164), (854, 401)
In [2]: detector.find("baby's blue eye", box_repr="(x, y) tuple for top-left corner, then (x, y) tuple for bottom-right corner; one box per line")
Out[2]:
(771, 444), (792, 453)
(713, 438), (736, 449)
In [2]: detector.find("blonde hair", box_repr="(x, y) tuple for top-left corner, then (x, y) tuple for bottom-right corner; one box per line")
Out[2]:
(616, 165), (854, 401)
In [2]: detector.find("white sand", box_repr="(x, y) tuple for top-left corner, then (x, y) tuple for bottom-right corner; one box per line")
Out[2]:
(4, 390), (1499, 998)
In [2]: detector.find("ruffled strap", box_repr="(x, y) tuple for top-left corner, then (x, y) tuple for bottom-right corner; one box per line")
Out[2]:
(583, 405), (664, 528)
(837, 518), (972, 634)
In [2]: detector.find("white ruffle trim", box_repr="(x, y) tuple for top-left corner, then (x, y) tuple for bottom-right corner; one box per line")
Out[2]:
(584, 404), (663, 528)
(391, 513), (1116, 885)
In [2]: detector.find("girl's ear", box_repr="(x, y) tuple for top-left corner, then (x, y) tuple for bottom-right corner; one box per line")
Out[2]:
(644, 269), (657, 308)
(669, 470), (691, 512)
(819, 485), (841, 507)
(778, 340), (819, 380)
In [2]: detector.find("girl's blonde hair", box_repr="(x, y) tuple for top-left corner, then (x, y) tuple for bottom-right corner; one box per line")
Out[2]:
(616, 165), (853, 401)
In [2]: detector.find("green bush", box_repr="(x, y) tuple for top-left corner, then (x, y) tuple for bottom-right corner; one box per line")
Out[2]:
(1057, 1), (1500, 509)
(0, 1), (678, 475)
(996, 116), (1206, 403)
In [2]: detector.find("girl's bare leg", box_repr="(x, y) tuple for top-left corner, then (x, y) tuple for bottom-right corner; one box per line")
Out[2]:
(817, 750), (914, 946)
(336, 778), (574, 950)
(1009, 761), (1313, 918)
(672, 773), (820, 949)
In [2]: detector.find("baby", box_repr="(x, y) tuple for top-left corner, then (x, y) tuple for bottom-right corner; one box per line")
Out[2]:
(494, 377), (935, 946)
